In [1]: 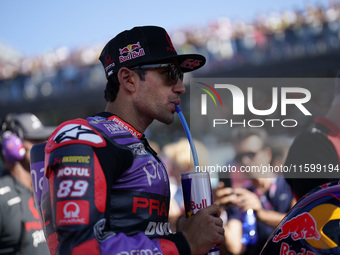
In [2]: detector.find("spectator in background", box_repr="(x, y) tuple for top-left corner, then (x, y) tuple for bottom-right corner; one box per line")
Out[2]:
(0, 113), (54, 254)
(215, 127), (295, 255)
(214, 178), (243, 255)
(284, 71), (340, 199)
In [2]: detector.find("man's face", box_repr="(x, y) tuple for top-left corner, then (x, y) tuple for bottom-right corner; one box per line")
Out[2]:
(133, 65), (186, 125)
(233, 135), (272, 168)
(233, 135), (273, 191)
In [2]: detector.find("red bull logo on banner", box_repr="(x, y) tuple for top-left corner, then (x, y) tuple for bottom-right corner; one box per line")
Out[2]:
(273, 212), (321, 243)
(119, 42), (145, 63)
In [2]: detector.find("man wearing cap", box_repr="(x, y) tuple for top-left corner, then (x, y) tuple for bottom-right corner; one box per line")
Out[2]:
(32, 26), (224, 255)
(0, 113), (54, 254)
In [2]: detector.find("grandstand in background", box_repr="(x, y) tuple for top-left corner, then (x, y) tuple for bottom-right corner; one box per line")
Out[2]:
(1, 1), (340, 144)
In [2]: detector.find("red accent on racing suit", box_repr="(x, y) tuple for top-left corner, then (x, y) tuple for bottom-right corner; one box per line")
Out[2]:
(30, 112), (190, 255)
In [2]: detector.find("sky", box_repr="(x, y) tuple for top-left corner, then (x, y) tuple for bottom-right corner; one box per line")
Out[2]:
(0, 0), (331, 57)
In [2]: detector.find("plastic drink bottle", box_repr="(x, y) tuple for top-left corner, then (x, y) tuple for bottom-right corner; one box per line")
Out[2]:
(241, 209), (258, 245)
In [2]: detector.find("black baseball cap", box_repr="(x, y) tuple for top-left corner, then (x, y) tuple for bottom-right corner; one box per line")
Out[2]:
(13, 113), (56, 140)
(99, 26), (206, 79)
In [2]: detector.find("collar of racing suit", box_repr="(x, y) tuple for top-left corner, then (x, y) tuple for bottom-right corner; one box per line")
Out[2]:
(95, 113), (142, 139)
(108, 115), (142, 139)
(96, 112), (159, 158)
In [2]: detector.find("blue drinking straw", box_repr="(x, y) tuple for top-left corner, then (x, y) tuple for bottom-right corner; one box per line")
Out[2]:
(175, 104), (199, 171)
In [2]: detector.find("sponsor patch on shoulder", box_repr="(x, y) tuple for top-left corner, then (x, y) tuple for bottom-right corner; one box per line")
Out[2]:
(46, 119), (106, 152)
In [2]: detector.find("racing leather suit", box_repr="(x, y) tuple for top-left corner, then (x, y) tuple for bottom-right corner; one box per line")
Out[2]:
(30, 112), (190, 255)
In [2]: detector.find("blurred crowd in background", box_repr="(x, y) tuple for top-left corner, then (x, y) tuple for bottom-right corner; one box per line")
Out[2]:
(1, 0), (340, 155)
(1, 1), (340, 84)
(174, 0), (340, 71)
(1, 1), (340, 79)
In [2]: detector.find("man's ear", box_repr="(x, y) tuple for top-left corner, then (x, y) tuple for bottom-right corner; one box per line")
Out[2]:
(118, 67), (136, 92)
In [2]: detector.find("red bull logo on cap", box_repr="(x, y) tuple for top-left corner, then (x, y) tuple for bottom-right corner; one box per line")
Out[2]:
(273, 212), (321, 243)
(180, 59), (203, 70)
(119, 41), (145, 63)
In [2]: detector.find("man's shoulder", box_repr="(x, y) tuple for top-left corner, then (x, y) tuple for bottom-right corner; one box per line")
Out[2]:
(45, 118), (107, 153)
(0, 174), (13, 188)
(275, 178), (293, 195)
(0, 175), (17, 204)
